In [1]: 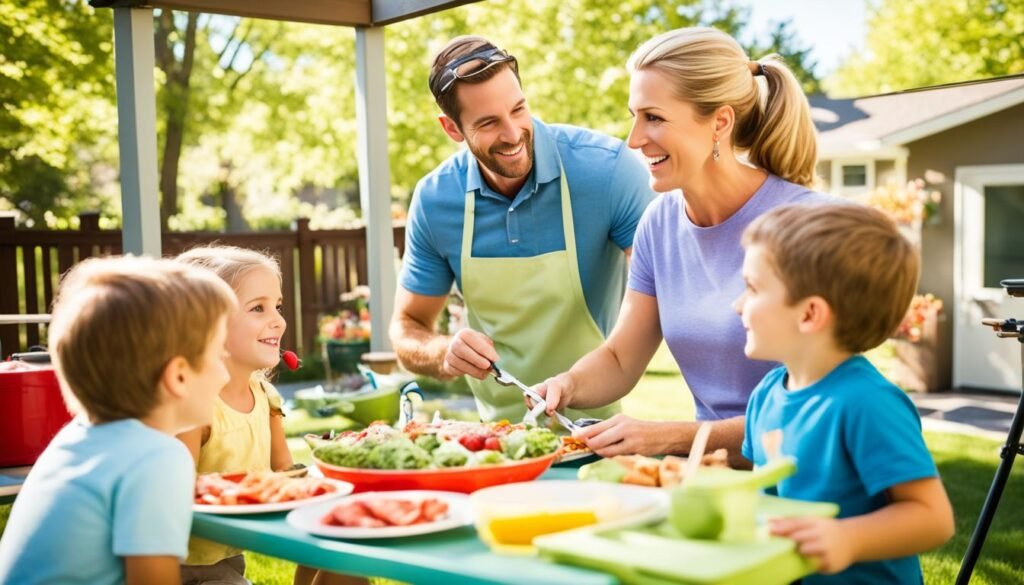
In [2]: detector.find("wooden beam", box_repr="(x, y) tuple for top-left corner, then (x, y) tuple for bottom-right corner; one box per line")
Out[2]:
(93, 0), (371, 27)
(92, 1), (489, 27)
(371, 0), (479, 25)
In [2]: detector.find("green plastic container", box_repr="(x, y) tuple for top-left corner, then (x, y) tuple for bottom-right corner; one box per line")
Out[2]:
(293, 384), (400, 426)
(322, 339), (370, 374)
(343, 385), (400, 425)
(670, 458), (797, 542)
(537, 494), (839, 585)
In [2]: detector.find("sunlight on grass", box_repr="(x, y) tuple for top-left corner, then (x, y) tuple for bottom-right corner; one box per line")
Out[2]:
(244, 554), (298, 585)
(645, 342), (681, 375)
(920, 432), (1024, 585)
(623, 372), (695, 422)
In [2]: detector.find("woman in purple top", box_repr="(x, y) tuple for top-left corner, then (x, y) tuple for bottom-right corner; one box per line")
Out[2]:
(537, 27), (830, 463)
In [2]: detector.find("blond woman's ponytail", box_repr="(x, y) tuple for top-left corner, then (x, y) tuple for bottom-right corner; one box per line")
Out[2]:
(738, 56), (817, 187)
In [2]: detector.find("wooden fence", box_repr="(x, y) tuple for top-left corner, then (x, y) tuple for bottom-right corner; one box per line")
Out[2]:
(0, 212), (405, 356)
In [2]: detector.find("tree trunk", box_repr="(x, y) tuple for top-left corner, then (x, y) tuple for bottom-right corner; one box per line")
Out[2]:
(221, 180), (250, 233)
(156, 11), (198, 229)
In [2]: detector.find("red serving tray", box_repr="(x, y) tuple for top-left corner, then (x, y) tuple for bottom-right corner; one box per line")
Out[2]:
(314, 452), (558, 493)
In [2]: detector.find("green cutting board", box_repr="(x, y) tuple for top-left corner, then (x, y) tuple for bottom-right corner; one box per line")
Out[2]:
(536, 495), (838, 585)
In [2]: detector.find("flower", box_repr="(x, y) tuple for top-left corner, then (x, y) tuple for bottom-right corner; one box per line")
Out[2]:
(320, 286), (373, 342)
(319, 309), (371, 342)
(894, 294), (943, 343)
(860, 179), (941, 227)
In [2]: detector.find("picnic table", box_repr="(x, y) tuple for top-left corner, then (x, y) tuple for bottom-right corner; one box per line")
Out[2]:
(0, 314), (51, 326)
(0, 467), (31, 505)
(192, 466), (619, 585)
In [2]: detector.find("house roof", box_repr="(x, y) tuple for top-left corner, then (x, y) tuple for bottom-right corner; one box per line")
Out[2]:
(89, 0), (480, 26)
(810, 75), (1024, 159)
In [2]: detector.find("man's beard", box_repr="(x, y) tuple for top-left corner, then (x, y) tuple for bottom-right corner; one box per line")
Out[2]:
(470, 130), (534, 180)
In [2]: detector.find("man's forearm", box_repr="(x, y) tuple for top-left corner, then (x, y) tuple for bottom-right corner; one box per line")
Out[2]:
(390, 316), (452, 380)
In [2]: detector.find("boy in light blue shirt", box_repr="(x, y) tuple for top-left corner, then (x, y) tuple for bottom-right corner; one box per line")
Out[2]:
(735, 203), (954, 584)
(0, 257), (236, 585)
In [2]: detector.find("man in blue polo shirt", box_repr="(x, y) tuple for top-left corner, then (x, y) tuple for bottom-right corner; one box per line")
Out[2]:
(389, 35), (655, 423)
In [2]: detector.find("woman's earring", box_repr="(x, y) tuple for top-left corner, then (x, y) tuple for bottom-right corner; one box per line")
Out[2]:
(712, 137), (720, 162)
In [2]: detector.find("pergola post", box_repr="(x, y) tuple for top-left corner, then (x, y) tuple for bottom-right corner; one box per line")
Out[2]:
(112, 7), (161, 256)
(355, 26), (396, 352)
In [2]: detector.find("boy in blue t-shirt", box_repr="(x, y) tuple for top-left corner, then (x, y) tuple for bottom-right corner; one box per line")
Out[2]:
(0, 257), (236, 585)
(734, 203), (954, 584)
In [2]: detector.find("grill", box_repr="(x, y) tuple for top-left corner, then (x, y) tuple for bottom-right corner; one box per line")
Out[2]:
(957, 278), (1024, 584)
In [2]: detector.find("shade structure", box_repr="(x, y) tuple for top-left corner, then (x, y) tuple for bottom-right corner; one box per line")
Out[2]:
(89, 0), (482, 351)
(91, 0), (481, 26)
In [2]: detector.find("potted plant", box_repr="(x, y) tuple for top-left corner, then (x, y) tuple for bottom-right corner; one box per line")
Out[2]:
(859, 178), (941, 245)
(861, 179), (944, 392)
(320, 300), (371, 376)
(890, 293), (944, 392)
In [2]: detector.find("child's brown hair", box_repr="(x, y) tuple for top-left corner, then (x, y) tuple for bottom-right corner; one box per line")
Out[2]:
(742, 202), (920, 353)
(48, 256), (237, 422)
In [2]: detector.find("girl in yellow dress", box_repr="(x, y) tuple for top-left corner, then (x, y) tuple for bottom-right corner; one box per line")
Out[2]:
(176, 246), (365, 585)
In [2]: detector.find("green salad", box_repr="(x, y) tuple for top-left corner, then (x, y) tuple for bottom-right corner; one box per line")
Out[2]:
(313, 420), (560, 470)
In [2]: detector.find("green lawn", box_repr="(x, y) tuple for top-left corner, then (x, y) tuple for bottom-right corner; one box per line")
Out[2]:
(2, 348), (1022, 584)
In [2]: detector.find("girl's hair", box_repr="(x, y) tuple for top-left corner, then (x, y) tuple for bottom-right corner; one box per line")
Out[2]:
(628, 27), (817, 187)
(176, 245), (283, 385)
(175, 245), (281, 289)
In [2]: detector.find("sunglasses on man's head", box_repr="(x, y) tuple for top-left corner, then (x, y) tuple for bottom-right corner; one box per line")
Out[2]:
(430, 47), (518, 99)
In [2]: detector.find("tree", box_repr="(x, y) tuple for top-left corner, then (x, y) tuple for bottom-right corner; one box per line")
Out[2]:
(751, 20), (820, 95)
(826, 0), (1024, 97)
(155, 10), (198, 229)
(154, 11), (285, 230)
(0, 0), (117, 227)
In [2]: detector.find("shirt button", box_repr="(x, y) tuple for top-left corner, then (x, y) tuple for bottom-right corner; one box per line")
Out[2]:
(508, 207), (515, 213)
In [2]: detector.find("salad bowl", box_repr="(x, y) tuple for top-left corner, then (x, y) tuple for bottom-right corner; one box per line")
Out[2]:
(314, 451), (558, 493)
(311, 419), (563, 493)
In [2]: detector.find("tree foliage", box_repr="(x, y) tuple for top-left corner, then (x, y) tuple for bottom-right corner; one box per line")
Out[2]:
(752, 20), (820, 95)
(1, 0), (820, 229)
(0, 0), (117, 227)
(827, 0), (1024, 97)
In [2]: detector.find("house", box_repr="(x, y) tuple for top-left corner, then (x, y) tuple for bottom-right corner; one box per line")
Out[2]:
(810, 74), (1024, 393)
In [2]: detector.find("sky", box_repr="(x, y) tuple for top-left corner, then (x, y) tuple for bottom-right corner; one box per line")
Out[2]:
(740, 0), (868, 79)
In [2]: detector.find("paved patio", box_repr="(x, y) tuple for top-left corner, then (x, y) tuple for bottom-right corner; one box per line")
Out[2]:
(910, 390), (1022, 442)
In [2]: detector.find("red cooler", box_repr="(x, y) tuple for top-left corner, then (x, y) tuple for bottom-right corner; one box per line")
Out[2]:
(0, 353), (73, 467)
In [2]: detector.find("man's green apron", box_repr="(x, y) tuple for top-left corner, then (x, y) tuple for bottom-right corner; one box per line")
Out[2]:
(460, 153), (622, 423)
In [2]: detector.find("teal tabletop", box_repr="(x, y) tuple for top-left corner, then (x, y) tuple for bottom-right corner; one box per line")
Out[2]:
(191, 466), (618, 585)
(0, 466), (31, 505)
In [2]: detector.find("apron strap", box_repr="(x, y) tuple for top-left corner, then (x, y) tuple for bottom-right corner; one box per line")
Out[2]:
(462, 153), (584, 292)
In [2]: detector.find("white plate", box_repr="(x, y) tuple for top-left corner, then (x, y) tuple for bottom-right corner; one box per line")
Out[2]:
(193, 478), (354, 515)
(286, 490), (473, 539)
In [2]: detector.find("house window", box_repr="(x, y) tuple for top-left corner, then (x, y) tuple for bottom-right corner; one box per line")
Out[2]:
(842, 164), (868, 187)
(983, 184), (1024, 288)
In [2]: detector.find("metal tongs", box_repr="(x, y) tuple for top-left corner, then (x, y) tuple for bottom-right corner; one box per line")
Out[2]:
(490, 362), (587, 433)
